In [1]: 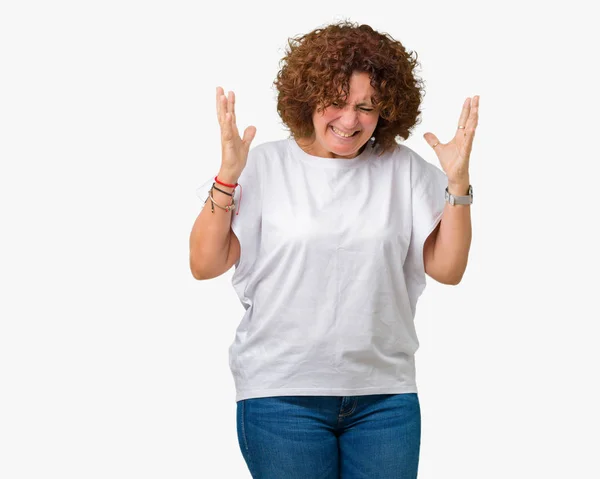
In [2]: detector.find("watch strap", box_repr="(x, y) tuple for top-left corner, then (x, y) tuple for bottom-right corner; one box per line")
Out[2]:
(445, 185), (473, 205)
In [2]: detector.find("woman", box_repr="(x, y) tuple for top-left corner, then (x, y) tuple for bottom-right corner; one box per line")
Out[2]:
(190, 20), (478, 479)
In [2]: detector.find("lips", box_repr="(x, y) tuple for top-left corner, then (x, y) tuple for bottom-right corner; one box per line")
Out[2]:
(330, 126), (358, 138)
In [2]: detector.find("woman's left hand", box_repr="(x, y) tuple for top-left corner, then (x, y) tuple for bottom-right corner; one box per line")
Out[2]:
(423, 95), (480, 187)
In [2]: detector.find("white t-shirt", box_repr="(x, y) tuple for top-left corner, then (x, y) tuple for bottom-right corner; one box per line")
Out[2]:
(196, 137), (448, 402)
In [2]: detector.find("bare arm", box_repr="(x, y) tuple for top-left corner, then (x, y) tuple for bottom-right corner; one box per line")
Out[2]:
(189, 169), (239, 280)
(190, 86), (256, 280)
(423, 180), (472, 285)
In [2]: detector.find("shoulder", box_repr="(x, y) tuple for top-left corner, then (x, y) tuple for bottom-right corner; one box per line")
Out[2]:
(237, 138), (290, 189)
(369, 141), (410, 174)
(247, 138), (289, 162)
(238, 139), (282, 177)
(375, 142), (446, 188)
(398, 144), (447, 192)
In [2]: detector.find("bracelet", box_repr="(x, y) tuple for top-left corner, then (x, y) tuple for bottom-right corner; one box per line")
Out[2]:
(208, 189), (236, 213)
(213, 174), (243, 215)
(214, 175), (238, 188)
(212, 183), (234, 196)
(203, 174), (242, 214)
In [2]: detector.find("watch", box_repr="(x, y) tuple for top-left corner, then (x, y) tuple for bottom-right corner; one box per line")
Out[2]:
(445, 185), (473, 205)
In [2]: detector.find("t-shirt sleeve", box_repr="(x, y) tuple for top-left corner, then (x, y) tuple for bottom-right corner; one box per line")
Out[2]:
(195, 148), (263, 282)
(403, 149), (448, 313)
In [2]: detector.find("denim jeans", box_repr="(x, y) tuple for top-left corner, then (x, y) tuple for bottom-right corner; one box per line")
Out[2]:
(236, 393), (421, 478)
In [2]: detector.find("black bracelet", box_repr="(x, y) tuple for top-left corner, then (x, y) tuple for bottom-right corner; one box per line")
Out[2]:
(212, 183), (234, 196)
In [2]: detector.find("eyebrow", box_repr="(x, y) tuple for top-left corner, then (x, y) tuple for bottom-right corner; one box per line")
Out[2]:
(337, 100), (374, 107)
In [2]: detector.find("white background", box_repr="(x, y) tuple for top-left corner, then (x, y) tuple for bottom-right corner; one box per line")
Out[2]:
(1, 1), (599, 478)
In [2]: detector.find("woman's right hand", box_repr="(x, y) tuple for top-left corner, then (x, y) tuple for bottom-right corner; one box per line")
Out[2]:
(216, 86), (257, 180)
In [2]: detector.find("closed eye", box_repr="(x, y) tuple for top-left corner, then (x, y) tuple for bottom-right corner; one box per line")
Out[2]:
(331, 102), (374, 112)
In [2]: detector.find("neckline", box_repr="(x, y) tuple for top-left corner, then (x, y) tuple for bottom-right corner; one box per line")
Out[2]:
(288, 136), (374, 169)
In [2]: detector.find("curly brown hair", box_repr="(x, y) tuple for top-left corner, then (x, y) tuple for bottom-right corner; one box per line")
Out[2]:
(273, 20), (426, 154)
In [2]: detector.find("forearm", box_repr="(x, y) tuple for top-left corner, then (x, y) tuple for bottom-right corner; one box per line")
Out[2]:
(433, 179), (472, 284)
(189, 169), (239, 279)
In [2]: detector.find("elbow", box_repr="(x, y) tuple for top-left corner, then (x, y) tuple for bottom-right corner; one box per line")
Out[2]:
(427, 265), (465, 285)
(190, 264), (205, 281)
(189, 255), (208, 281)
(191, 269), (205, 281)
(445, 269), (466, 286)
(432, 274), (461, 286)
(189, 255), (224, 281)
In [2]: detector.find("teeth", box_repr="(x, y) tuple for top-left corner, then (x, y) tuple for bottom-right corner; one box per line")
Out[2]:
(332, 126), (355, 138)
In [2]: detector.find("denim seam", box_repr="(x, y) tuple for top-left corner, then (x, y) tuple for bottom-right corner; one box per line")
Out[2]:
(240, 401), (256, 476)
(338, 398), (358, 418)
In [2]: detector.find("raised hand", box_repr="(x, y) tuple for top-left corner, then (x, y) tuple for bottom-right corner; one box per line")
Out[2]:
(216, 86), (257, 178)
(423, 95), (480, 187)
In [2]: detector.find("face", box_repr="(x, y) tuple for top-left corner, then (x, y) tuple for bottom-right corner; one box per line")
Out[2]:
(299, 71), (380, 159)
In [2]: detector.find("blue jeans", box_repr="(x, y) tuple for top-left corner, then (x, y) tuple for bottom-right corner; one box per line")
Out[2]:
(236, 393), (421, 478)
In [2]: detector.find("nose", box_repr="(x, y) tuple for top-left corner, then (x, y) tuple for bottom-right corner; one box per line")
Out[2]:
(339, 107), (359, 129)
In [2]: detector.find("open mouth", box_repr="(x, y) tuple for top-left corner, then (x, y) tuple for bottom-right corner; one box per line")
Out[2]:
(330, 126), (359, 139)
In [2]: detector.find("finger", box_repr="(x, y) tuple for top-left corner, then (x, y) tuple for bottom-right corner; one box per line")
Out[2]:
(223, 110), (240, 142)
(220, 94), (228, 125)
(219, 93), (229, 124)
(229, 107), (240, 138)
(221, 111), (232, 141)
(423, 132), (442, 149)
(465, 95), (479, 132)
(216, 86), (224, 124)
(225, 91), (241, 138)
(228, 91), (237, 125)
(457, 97), (471, 130)
(243, 125), (257, 148)
(462, 97), (480, 154)
(218, 93), (228, 126)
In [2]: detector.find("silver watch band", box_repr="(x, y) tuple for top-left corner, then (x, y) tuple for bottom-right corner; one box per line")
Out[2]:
(445, 185), (473, 205)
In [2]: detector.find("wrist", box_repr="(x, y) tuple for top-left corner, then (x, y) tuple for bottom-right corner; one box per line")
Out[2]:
(216, 169), (240, 187)
(447, 179), (471, 196)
